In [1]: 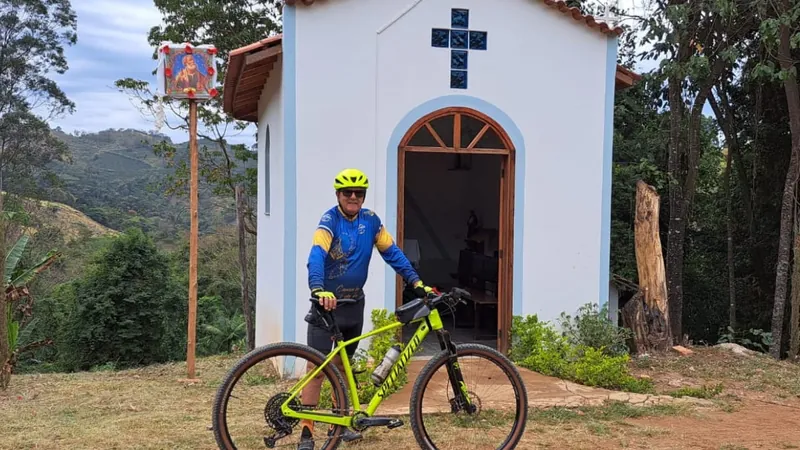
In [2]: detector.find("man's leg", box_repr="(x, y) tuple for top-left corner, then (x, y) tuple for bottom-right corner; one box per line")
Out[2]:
(298, 322), (336, 448)
(329, 315), (364, 442)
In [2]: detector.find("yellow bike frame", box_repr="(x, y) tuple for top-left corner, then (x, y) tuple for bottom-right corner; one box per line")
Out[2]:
(280, 307), (447, 427)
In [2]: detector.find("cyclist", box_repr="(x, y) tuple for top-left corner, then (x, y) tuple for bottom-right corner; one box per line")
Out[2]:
(299, 168), (433, 449)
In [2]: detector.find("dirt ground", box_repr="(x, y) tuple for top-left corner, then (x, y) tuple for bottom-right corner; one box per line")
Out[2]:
(1, 346), (799, 449)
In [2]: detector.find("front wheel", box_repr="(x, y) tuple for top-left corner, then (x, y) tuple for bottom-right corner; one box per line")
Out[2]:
(408, 344), (528, 449)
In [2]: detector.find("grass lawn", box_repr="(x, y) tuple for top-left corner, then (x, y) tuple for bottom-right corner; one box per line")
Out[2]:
(2, 347), (800, 449)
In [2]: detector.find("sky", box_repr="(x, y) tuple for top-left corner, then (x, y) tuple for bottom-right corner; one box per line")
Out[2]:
(48, 0), (257, 145)
(48, 0), (653, 145)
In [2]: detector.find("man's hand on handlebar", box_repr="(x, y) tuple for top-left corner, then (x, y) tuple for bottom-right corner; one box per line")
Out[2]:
(311, 288), (337, 311)
(412, 280), (435, 299)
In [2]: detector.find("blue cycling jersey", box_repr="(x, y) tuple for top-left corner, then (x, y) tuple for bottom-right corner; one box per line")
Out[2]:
(307, 206), (420, 299)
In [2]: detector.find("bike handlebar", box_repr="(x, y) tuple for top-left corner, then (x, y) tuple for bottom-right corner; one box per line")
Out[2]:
(308, 287), (471, 310)
(425, 286), (471, 309)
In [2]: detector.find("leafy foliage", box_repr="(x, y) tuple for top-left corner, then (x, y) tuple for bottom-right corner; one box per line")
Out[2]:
(58, 228), (184, 371)
(1, 232), (59, 389)
(558, 303), (633, 357)
(510, 308), (652, 393)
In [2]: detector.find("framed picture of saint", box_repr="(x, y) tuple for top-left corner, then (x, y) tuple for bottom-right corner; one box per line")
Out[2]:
(157, 42), (219, 101)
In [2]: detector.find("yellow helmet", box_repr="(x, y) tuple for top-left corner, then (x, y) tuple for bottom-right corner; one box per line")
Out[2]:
(333, 168), (369, 190)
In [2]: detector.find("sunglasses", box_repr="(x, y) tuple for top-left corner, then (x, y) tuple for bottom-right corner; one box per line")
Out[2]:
(339, 189), (366, 199)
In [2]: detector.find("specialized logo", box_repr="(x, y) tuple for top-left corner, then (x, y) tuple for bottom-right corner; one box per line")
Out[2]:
(358, 224), (366, 235)
(376, 323), (428, 398)
(321, 213), (332, 223)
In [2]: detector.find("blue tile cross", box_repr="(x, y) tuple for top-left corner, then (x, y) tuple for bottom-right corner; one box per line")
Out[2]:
(431, 8), (488, 89)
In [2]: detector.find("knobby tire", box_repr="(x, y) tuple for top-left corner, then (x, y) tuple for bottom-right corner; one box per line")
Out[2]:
(408, 343), (529, 450)
(211, 342), (349, 450)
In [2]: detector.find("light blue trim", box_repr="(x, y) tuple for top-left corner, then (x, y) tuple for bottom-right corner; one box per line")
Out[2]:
(282, 4), (297, 343)
(599, 37), (618, 309)
(384, 95), (525, 317)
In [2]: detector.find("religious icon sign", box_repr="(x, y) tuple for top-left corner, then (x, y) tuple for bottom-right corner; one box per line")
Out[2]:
(157, 42), (219, 101)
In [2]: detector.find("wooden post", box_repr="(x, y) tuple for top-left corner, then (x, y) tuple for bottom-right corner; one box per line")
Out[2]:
(621, 180), (673, 354)
(186, 100), (200, 380)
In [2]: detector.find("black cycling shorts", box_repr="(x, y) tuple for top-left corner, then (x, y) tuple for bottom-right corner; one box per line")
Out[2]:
(306, 299), (365, 360)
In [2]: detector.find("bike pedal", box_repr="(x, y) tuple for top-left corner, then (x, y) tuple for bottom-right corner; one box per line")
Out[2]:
(387, 419), (404, 429)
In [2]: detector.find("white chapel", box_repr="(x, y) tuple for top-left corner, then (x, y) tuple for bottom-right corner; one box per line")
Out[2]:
(222, 0), (640, 354)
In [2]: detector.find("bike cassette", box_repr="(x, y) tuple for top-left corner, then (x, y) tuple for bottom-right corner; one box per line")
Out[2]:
(264, 392), (300, 430)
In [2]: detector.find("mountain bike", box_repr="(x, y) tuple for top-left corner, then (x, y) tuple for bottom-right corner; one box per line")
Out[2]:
(211, 287), (528, 449)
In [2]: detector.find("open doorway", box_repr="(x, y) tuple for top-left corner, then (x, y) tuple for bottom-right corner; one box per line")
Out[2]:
(401, 152), (502, 355)
(393, 107), (515, 356)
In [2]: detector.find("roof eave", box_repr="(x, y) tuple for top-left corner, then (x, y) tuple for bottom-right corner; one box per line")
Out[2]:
(223, 34), (284, 122)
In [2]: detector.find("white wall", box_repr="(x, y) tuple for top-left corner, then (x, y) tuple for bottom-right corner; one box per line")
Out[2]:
(291, 0), (611, 340)
(255, 57), (285, 347)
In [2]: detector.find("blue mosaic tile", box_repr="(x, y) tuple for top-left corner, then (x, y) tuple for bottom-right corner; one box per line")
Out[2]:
(469, 31), (487, 50)
(450, 30), (468, 49)
(432, 28), (449, 47)
(451, 70), (467, 89)
(451, 50), (468, 70)
(451, 8), (469, 29)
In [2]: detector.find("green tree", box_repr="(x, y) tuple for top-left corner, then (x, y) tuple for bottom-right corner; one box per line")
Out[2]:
(751, 0), (800, 358)
(115, 0), (281, 351)
(0, 0), (77, 388)
(0, 233), (60, 389)
(60, 228), (184, 371)
(638, 0), (756, 341)
(114, 0), (282, 220)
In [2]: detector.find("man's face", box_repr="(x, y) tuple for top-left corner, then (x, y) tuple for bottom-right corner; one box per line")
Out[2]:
(184, 55), (196, 72)
(337, 189), (366, 215)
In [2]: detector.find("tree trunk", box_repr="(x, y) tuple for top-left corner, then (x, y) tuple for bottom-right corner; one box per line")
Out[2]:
(666, 69), (686, 345)
(725, 146), (736, 331)
(236, 185), (255, 351)
(622, 181), (672, 355)
(789, 203), (800, 360)
(0, 189), (9, 390)
(770, 11), (800, 359)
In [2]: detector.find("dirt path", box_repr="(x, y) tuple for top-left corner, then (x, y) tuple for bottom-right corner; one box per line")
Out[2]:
(508, 402), (800, 449)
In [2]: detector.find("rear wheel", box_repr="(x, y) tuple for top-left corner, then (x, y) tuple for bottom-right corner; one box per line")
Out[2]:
(212, 342), (349, 449)
(408, 344), (528, 449)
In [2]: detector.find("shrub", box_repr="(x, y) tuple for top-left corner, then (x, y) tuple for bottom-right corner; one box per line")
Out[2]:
(510, 304), (652, 393)
(59, 228), (184, 371)
(558, 303), (633, 357)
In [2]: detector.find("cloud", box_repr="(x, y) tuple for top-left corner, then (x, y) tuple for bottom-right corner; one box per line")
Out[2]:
(73, 0), (162, 56)
(47, 0), (255, 145)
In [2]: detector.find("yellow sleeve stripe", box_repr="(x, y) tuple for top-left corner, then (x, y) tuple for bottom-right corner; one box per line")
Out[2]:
(312, 228), (332, 252)
(375, 226), (395, 252)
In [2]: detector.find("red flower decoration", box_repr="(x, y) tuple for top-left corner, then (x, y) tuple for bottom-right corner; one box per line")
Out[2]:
(208, 47), (217, 55)
(207, 67), (215, 76)
(209, 88), (218, 97)
(161, 45), (170, 54)
(187, 90), (195, 99)
(184, 44), (193, 54)
(164, 68), (172, 78)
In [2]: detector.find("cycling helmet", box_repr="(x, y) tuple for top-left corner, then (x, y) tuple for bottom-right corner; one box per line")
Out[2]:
(333, 168), (369, 190)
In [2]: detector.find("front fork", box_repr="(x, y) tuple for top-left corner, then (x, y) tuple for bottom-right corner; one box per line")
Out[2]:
(434, 328), (477, 414)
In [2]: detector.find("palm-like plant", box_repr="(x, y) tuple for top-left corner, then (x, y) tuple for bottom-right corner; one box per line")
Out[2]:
(1, 234), (60, 387)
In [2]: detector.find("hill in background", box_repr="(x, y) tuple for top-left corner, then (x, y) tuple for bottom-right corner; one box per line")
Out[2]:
(38, 128), (250, 246)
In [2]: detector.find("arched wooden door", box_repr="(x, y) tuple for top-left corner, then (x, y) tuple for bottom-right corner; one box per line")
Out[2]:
(396, 107), (515, 354)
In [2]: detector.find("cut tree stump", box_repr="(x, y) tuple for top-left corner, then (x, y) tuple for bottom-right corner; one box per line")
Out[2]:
(621, 181), (673, 355)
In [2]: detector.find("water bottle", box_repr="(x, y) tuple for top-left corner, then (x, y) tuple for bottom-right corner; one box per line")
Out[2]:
(371, 344), (401, 386)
